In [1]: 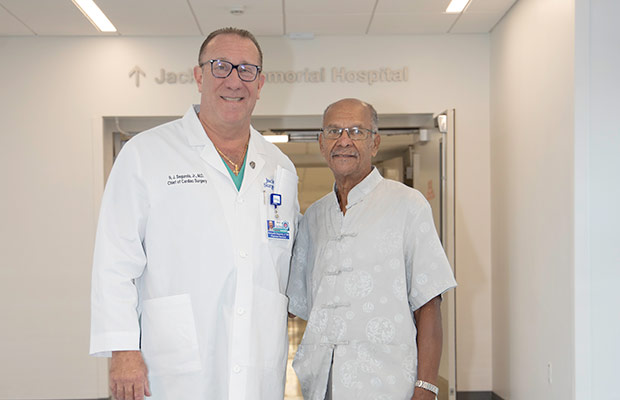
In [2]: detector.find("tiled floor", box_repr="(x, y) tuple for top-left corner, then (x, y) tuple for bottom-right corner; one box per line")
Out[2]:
(284, 317), (306, 399)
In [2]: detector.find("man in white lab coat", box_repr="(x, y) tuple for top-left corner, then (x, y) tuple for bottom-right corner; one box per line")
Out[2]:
(287, 98), (456, 400)
(90, 27), (299, 400)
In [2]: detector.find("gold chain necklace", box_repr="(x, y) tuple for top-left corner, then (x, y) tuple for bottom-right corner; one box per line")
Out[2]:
(197, 114), (249, 175)
(214, 142), (248, 175)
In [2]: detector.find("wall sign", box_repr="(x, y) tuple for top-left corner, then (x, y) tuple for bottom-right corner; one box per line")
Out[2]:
(264, 67), (409, 85)
(128, 65), (408, 88)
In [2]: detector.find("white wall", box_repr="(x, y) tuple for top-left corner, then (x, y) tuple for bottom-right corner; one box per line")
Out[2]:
(573, 1), (591, 397)
(577, 0), (620, 398)
(490, 0), (576, 398)
(0, 34), (492, 398)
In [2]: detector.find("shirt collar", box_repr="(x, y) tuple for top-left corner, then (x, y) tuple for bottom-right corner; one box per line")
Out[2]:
(184, 104), (266, 154)
(183, 105), (208, 146)
(332, 167), (383, 210)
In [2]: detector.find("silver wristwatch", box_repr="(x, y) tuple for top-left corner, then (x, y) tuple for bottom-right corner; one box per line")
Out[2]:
(415, 379), (439, 399)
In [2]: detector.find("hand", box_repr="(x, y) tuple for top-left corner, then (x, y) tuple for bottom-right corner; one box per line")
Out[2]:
(109, 351), (151, 400)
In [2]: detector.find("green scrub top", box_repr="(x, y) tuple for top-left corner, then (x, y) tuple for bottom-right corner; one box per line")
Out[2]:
(220, 151), (247, 191)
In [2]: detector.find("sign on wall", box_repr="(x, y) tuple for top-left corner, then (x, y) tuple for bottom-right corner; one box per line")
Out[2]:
(128, 65), (408, 87)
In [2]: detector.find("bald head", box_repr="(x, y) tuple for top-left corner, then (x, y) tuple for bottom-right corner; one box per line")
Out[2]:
(322, 98), (378, 133)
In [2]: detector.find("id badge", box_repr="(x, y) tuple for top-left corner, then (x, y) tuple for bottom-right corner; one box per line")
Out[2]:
(267, 219), (290, 240)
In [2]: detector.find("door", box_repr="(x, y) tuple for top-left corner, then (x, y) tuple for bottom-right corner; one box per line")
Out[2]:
(103, 111), (457, 400)
(410, 110), (456, 400)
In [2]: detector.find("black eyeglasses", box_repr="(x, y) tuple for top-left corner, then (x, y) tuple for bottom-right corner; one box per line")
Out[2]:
(199, 59), (262, 82)
(321, 126), (376, 141)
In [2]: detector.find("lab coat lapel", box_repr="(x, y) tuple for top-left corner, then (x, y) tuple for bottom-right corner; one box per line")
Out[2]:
(182, 105), (243, 181)
(199, 143), (231, 179)
(240, 128), (266, 194)
(182, 106), (242, 246)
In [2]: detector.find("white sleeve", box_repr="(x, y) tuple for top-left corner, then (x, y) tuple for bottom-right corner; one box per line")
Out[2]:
(405, 194), (457, 312)
(90, 143), (149, 357)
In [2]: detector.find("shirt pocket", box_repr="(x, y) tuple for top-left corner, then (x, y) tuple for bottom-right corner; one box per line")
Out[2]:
(140, 294), (202, 376)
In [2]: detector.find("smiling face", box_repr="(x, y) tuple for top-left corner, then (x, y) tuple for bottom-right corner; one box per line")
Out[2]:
(319, 99), (381, 187)
(193, 33), (265, 131)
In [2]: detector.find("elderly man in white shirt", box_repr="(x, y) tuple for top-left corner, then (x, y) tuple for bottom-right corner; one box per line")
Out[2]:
(287, 98), (456, 400)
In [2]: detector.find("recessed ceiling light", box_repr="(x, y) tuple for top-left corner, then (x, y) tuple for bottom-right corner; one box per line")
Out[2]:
(446, 0), (471, 14)
(72, 0), (116, 32)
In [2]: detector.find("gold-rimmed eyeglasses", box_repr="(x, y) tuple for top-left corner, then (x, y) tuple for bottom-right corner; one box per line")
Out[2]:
(321, 126), (376, 141)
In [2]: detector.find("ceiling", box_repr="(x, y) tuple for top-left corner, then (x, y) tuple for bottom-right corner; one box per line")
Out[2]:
(0, 0), (517, 37)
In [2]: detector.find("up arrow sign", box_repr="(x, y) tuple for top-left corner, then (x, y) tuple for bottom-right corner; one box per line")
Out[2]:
(129, 66), (146, 87)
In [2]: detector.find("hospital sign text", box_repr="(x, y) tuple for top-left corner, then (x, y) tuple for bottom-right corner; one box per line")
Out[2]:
(128, 65), (408, 87)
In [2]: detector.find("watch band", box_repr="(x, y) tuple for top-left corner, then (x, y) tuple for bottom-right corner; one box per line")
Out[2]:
(415, 379), (439, 398)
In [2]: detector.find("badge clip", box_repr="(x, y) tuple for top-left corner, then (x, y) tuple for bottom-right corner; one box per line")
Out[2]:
(270, 193), (282, 219)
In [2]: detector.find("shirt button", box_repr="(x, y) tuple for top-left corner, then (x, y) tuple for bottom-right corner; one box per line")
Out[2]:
(237, 197), (243, 203)
(233, 365), (241, 373)
(239, 251), (247, 258)
(237, 307), (245, 315)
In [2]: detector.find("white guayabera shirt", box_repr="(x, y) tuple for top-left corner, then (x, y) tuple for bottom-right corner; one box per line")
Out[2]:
(287, 168), (457, 400)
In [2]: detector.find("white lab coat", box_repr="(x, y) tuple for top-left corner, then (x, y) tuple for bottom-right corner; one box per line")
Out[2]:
(90, 105), (299, 400)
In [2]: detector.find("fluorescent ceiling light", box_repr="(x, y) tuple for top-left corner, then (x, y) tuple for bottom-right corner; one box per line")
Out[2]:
(445, 0), (470, 13)
(264, 135), (289, 143)
(289, 131), (320, 142)
(72, 0), (117, 32)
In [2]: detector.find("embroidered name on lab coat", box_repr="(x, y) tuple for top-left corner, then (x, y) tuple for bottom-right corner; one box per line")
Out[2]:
(167, 173), (207, 186)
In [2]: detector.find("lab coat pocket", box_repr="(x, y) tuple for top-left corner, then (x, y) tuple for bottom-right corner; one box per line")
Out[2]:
(253, 287), (289, 371)
(140, 294), (202, 376)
